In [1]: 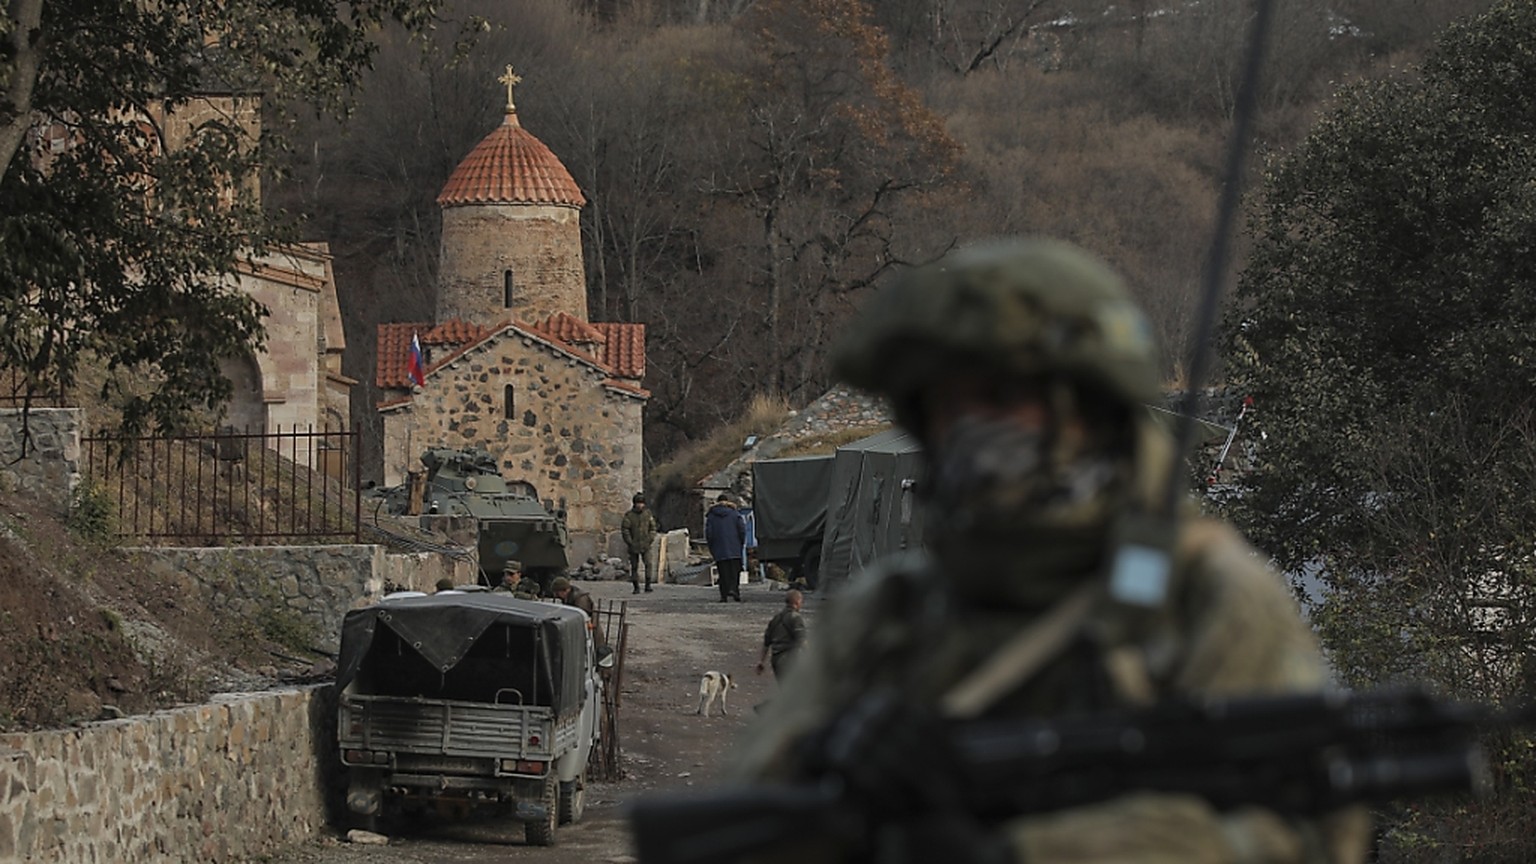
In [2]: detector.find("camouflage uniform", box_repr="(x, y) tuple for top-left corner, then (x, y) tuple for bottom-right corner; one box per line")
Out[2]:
(622, 494), (660, 593)
(730, 240), (1370, 864)
(493, 560), (539, 598)
(761, 604), (808, 680)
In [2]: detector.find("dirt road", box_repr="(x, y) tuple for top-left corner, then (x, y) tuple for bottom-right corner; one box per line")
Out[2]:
(265, 578), (813, 864)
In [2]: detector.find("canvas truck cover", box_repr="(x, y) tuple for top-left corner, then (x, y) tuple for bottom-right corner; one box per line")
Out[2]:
(750, 454), (836, 561)
(818, 429), (925, 585)
(337, 593), (590, 716)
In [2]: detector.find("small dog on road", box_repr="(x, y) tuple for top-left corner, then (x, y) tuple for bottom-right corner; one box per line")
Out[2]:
(696, 671), (736, 717)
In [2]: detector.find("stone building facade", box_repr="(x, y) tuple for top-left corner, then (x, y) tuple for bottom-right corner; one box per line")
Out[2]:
(29, 94), (354, 457)
(375, 71), (647, 559)
(224, 243), (353, 449)
(438, 203), (588, 325)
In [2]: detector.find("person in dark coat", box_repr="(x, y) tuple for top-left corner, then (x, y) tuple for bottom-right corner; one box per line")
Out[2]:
(704, 493), (748, 602)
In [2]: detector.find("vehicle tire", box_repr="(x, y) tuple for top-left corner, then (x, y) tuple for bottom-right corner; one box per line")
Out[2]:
(524, 775), (559, 846)
(558, 770), (587, 824)
(358, 812), (385, 836)
(799, 540), (822, 590)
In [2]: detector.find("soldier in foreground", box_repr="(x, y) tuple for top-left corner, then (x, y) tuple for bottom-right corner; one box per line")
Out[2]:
(729, 240), (1370, 862)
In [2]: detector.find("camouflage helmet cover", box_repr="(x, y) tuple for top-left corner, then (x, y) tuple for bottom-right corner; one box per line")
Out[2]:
(833, 239), (1161, 421)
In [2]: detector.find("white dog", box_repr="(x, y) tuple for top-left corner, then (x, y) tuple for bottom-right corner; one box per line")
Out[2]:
(695, 671), (737, 717)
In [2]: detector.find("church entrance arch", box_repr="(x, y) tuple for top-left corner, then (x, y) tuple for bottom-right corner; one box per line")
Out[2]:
(219, 350), (267, 433)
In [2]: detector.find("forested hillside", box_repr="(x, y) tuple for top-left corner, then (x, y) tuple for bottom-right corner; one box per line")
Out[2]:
(265, 0), (1493, 468)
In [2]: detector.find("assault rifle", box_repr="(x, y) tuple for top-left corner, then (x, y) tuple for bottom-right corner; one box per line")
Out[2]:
(631, 688), (1514, 864)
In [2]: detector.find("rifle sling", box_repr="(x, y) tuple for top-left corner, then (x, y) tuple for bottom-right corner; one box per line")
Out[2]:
(940, 581), (1101, 720)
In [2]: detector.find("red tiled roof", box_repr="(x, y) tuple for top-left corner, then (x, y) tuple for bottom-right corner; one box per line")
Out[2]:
(437, 113), (586, 208)
(377, 317), (646, 398)
(376, 320), (489, 388)
(424, 319), (491, 345)
(591, 322), (646, 379)
(376, 322), (431, 389)
(602, 378), (651, 399)
(534, 311), (605, 345)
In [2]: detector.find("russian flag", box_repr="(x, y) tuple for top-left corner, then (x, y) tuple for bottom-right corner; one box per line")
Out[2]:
(408, 332), (426, 388)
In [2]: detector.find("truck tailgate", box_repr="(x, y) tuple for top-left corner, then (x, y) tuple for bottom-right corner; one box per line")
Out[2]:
(341, 695), (556, 759)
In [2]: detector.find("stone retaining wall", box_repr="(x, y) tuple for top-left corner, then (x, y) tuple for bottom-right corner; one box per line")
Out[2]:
(0, 408), (81, 514)
(125, 545), (475, 650)
(0, 687), (339, 862)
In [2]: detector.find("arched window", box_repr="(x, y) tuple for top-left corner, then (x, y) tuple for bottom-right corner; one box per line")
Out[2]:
(504, 384), (516, 419)
(503, 269), (515, 308)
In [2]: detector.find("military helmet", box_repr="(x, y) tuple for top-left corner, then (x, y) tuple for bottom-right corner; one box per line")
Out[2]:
(549, 576), (572, 593)
(833, 239), (1161, 429)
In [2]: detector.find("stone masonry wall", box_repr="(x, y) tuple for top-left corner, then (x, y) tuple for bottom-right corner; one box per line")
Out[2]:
(0, 408), (81, 514)
(124, 545), (474, 650)
(438, 205), (588, 325)
(381, 330), (644, 560)
(238, 262), (320, 442)
(0, 687), (338, 862)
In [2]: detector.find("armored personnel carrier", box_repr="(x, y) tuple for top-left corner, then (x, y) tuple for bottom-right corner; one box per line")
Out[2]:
(373, 447), (570, 588)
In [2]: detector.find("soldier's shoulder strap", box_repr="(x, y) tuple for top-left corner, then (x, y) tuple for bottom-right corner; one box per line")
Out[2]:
(938, 518), (1233, 718)
(939, 580), (1100, 719)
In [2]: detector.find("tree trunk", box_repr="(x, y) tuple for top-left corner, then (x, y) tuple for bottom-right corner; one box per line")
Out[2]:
(0, 0), (47, 176)
(763, 202), (784, 392)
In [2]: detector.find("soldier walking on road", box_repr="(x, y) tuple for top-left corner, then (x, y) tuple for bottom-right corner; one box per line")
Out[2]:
(622, 492), (659, 594)
(756, 590), (806, 680)
(731, 239), (1370, 863)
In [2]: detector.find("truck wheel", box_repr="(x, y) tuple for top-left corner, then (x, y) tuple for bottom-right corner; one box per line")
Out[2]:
(524, 775), (559, 846)
(799, 541), (822, 590)
(357, 811), (388, 836)
(558, 770), (587, 824)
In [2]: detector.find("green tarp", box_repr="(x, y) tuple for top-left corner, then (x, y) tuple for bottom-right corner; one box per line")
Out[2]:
(751, 454), (836, 562)
(337, 593), (589, 715)
(818, 429), (925, 586)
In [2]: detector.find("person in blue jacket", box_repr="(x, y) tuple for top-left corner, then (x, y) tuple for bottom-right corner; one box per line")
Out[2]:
(704, 493), (748, 602)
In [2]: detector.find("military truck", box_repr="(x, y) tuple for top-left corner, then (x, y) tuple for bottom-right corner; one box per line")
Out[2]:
(372, 447), (570, 589)
(336, 592), (605, 844)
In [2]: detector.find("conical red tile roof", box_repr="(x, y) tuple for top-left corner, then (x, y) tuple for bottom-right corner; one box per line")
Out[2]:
(437, 112), (586, 208)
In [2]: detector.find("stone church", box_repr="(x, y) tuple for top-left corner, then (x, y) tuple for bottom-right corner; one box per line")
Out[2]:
(373, 70), (648, 559)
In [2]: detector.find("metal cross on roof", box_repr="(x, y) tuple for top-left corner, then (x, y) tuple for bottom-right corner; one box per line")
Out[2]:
(498, 64), (522, 112)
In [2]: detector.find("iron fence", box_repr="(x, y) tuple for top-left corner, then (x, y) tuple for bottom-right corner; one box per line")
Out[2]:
(590, 598), (629, 781)
(0, 367), (67, 408)
(83, 425), (361, 544)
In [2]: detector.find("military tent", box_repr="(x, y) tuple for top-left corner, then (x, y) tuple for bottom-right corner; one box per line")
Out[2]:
(818, 429), (925, 586)
(751, 454), (836, 568)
